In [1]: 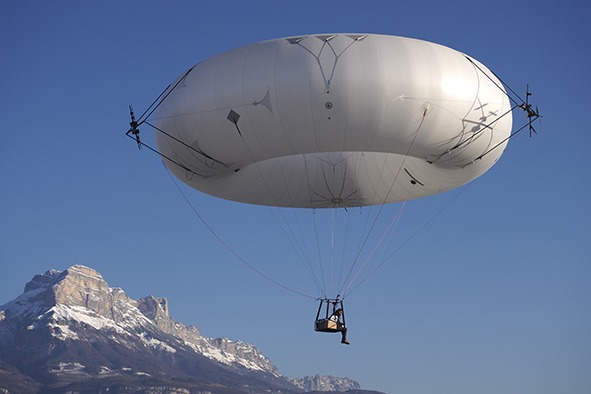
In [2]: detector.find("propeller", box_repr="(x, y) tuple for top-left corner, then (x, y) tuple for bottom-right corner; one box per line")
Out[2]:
(126, 105), (142, 149)
(520, 84), (541, 137)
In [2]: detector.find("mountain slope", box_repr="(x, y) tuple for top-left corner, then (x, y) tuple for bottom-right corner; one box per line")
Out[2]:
(0, 265), (377, 393)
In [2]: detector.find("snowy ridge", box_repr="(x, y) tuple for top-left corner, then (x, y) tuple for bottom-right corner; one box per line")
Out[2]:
(0, 265), (371, 393)
(1, 265), (278, 375)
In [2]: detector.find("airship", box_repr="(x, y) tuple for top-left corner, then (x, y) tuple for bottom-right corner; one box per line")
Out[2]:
(152, 33), (512, 209)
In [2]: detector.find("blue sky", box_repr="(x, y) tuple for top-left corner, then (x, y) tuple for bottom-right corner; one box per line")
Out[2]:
(1, 1), (590, 393)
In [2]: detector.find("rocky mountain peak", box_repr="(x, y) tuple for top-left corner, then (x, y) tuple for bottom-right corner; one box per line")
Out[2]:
(291, 374), (361, 391)
(23, 268), (62, 293)
(52, 265), (113, 315)
(137, 295), (169, 321)
(0, 265), (379, 393)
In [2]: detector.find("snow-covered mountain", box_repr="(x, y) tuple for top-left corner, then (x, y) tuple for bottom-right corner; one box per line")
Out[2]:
(0, 265), (380, 394)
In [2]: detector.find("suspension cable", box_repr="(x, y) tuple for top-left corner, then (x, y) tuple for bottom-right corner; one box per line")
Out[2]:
(163, 164), (316, 300)
(228, 117), (331, 299)
(338, 109), (428, 296)
(340, 201), (407, 298)
(136, 66), (196, 126)
(464, 56), (523, 108)
(344, 183), (471, 298)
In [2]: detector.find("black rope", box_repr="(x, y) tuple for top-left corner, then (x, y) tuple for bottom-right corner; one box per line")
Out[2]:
(136, 83), (171, 124)
(125, 133), (204, 177)
(476, 121), (532, 161)
(126, 64), (231, 174)
(462, 55), (541, 161)
(437, 104), (519, 157)
(465, 55), (541, 123)
(464, 55), (524, 107)
(143, 121), (230, 169)
(136, 66), (196, 125)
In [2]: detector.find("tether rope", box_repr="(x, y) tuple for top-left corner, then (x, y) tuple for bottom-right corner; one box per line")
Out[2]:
(163, 164), (316, 300)
(338, 109), (428, 297)
(344, 182), (472, 298)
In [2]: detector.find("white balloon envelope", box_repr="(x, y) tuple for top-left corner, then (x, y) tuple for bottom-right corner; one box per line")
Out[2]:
(155, 33), (512, 208)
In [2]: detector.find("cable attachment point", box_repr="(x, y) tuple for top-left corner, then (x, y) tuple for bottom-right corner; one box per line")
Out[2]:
(519, 85), (541, 137)
(126, 105), (141, 149)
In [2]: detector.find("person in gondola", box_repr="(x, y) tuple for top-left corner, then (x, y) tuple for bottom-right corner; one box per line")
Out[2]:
(329, 308), (350, 345)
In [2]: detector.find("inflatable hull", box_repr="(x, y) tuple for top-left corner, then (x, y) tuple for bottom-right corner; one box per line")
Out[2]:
(155, 34), (512, 207)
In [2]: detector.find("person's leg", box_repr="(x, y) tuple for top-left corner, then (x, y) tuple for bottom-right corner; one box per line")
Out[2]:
(341, 328), (349, 344)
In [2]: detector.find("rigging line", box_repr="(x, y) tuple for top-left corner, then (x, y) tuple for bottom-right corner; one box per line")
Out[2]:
(464, 56), (523, 107)
(373, 202), (409, 266)
(143, 121), (230, 168)
(230, 120), (325, 298)
(261, 162), (325, 296)
(336, 206), (356, 292)
(125, 134), (205, 177)
(341, 198), (408, 295)
(476, 121), (531, 161)
(265, 196), (325, 297)
(286, 209), (324, 296)
(257, 185), (325, 297)
(349, 149), (403, 256)
(267, 207), (324, 296)
(350, 202), (379, 273)
(433, 105), (519, 160)
(329, 209), (334, 297)
(338, 110), (427, 296)
(345, 153), (372, 261)
(330, 207), (338, 297)
(325, 36), (364, 91)
(137, 83), (171, 124)
(163, 164), (316, 300)
(265, 192), (310, 263)
(294, 35), (362, 93)
(312, 210), (328, 299)
(151, 103), (253, 122)
(338, 199), (384, 294)
(313, 160), (360, 292)
(301, 156), (328, 298)
(301, 165), (330, 298)
(263, 157), (326, 296)
(137, 66), (196, 125)
(340, 201), (407, 298)
(345, 183), (472, 298)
